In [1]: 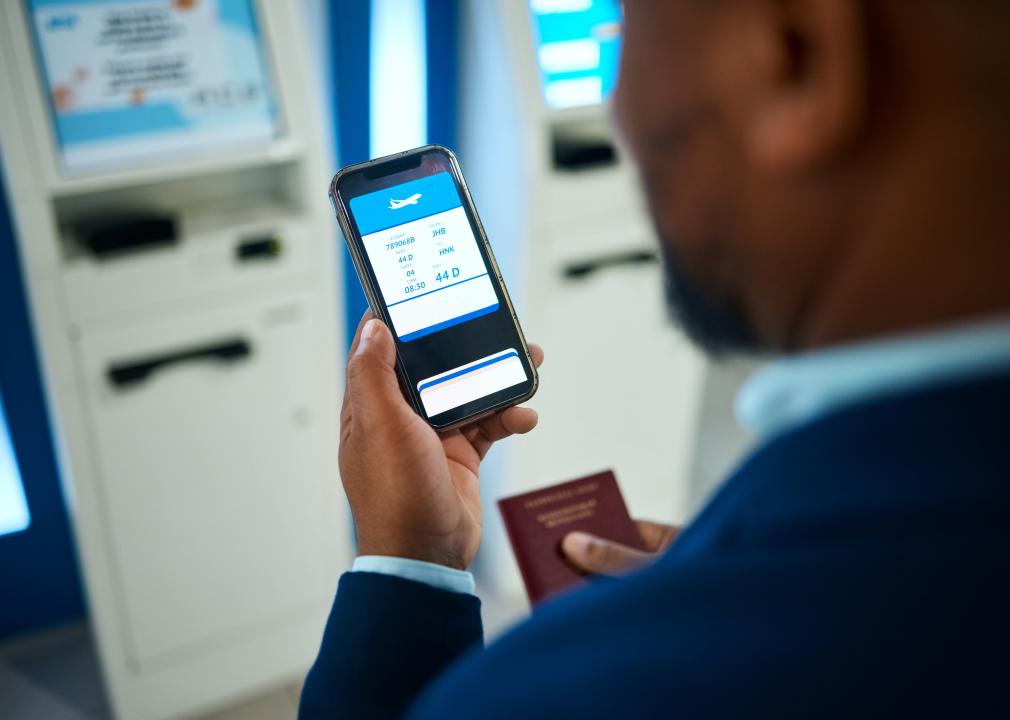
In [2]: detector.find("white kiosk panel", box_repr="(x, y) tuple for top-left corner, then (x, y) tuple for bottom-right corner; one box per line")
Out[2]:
(1, 1), (348, 717)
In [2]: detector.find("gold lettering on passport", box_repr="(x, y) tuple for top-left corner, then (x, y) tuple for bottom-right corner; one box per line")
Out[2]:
(536, 499), (597, 529)
(523, 481), (599, 510)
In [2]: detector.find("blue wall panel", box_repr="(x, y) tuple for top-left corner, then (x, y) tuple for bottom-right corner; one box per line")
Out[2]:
(0, 158), (85, 641)
(426, 0), (459, 154)
(331, 0), (372, 342)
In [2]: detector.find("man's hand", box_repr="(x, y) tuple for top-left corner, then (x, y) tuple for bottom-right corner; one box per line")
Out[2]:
(339, 313), (544, 570)
(561, 520), (680, 576)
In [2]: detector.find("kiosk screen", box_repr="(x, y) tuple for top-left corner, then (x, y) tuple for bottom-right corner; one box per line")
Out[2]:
(26, 0), (279, 171)
(529, 0), (622, 110)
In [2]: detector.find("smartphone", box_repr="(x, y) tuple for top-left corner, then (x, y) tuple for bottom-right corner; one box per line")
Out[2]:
(329, 145), (538, 431)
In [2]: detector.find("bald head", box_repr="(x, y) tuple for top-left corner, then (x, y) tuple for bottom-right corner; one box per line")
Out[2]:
(615, 0), (1010, 355)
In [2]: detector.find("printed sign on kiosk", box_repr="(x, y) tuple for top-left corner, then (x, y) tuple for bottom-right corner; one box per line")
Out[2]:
(27, 0), (279, 171)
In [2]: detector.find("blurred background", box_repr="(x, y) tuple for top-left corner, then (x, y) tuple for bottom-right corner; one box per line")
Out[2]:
(0, 1), (758, 718)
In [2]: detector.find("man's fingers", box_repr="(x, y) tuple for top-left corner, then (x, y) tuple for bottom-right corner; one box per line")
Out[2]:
(347, 310), (376, 360)
(528, 343), (544, 369)
(561, 532), (656, 577)
(465, 406), (539, 459)
(345, 318), (408, 426)
(501, 406), (539, 435)
(341, 311), (376, 423)
(635, 520), (681, 553)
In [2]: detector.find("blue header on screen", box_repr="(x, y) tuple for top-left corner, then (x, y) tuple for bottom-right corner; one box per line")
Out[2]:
(349, 172), (462, 236)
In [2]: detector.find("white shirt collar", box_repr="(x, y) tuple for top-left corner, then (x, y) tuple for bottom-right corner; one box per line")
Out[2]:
(736, 315), (1010, 441)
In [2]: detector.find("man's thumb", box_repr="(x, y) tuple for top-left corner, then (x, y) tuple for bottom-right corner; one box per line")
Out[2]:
(347, 318), (404, 415)
(561, 532), (653, 577)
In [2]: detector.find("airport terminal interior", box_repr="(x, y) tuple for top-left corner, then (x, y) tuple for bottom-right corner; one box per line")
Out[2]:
(1, 1), (759, 718)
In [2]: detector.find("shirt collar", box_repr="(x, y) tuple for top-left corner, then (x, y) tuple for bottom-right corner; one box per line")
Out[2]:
(736, 315), (1010, 441)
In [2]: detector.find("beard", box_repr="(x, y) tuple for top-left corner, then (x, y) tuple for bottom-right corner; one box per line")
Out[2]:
(628, 101), (764, 357)
(657, 233), (762, 357)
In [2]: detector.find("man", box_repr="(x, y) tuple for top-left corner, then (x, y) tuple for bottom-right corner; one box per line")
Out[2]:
(300, 0), (1009, 717)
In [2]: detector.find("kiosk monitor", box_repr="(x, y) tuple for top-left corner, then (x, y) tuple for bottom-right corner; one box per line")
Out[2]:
(26, 0), (280, 171)
(529, 0), (622, 110)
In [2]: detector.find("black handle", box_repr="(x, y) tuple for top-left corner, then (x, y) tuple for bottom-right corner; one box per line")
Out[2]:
(108, 338), (252, 388)
(562, 249), (659, 280)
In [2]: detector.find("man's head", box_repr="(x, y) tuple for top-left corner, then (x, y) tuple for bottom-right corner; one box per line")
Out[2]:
(615, 0), (1010, 356)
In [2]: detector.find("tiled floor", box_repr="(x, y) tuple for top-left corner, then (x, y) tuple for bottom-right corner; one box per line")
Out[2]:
(0, 623), (303, 720)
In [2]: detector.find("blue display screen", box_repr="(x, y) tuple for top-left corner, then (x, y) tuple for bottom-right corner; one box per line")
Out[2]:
(350, 172), (500, 343)
(529, 0), (622, 109)
(0, 392), (30, 537)
(27, 0), (279, 170)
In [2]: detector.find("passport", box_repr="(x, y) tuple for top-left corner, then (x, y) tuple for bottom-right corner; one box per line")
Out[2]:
(497, 470), (641, 606)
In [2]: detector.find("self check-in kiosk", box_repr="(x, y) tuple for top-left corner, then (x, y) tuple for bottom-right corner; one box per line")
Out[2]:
(460, 0), (726, 603)
(0, 2), (349, 717)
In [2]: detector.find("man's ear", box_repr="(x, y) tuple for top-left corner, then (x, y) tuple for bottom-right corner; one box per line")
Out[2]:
(714, 0), (869, 172)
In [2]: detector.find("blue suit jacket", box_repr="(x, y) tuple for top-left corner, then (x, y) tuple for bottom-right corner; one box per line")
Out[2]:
(300, 372), (1010, 718)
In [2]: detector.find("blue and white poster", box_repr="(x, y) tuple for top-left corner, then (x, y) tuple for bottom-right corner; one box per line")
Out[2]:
(29, 0), (278, 170)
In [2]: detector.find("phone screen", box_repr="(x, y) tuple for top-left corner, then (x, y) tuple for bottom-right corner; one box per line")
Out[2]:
(334, 147), (536, 428)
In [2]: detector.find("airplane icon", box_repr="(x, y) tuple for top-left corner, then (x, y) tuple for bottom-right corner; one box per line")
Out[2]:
(389, 193), (422, 209)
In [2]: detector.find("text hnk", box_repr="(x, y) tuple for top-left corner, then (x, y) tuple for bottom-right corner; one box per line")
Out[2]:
(438, 246), (455, 256)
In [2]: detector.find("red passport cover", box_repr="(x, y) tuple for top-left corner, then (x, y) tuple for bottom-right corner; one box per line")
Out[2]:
(497, 470), (641, 606)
